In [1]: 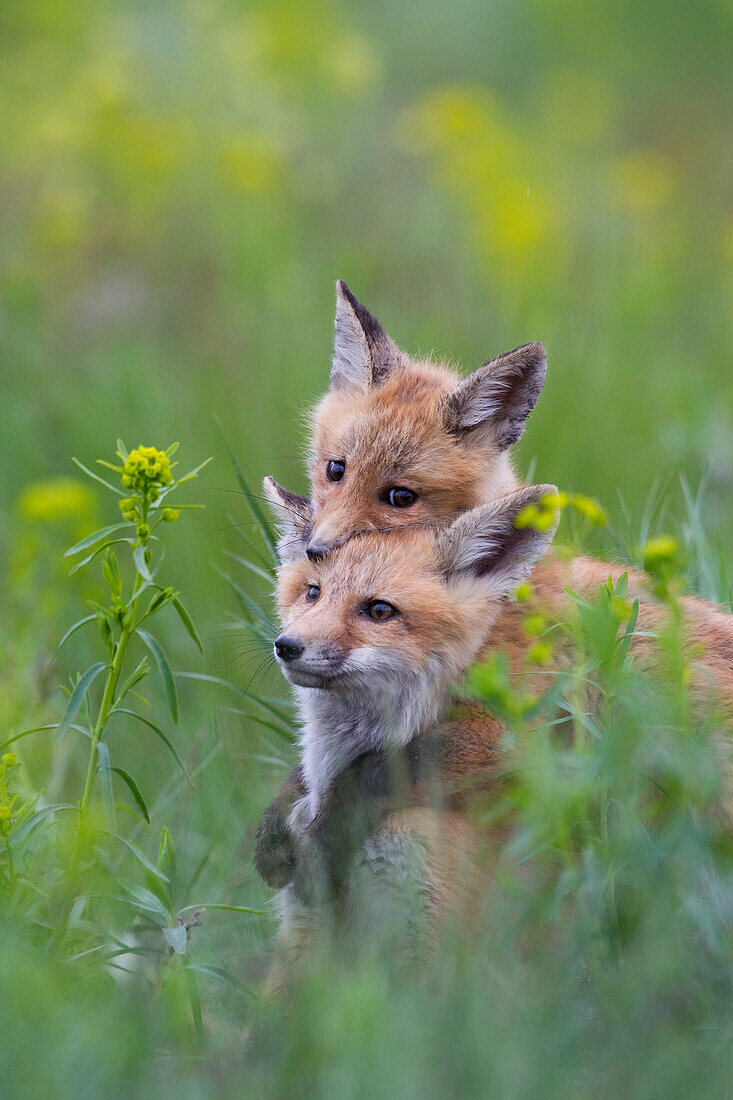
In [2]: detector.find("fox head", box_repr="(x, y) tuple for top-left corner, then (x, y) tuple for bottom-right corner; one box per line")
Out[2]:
(300, 280), (547, 561)
(270, 483), (558, 735)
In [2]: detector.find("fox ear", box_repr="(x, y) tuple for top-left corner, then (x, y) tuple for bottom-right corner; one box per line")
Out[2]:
(443, 342), (546, 449)
(331, 280), (402, 392)
(263, 477), (313, 564)
(438, 484), (559, 594)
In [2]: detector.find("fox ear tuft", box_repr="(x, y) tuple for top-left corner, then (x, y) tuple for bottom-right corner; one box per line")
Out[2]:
(331, 280), (402, 392)
(443, 342), (547, 449)
(438, 484), (559, 594)
(263, 477), (313, 564)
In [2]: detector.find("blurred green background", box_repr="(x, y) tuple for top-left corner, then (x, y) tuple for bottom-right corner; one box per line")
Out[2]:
(3, 0), (732, 574)
(1, 0), (732, 1094)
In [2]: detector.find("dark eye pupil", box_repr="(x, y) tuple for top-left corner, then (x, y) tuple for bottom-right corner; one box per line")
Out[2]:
(387, 487), (416, 508)
(367, 600), (397, 621)
(306, 586), (320, 601)
(327, 460), (345, 482)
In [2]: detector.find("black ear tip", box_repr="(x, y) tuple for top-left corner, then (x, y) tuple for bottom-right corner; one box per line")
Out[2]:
(518, 341), (547, 370)
(336, 279), (355, 304)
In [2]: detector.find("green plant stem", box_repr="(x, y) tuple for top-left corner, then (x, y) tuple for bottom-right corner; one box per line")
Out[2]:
(78, 519), (150, 824)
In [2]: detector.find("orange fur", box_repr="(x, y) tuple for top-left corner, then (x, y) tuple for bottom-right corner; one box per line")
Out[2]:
(309, 358), (518, 551)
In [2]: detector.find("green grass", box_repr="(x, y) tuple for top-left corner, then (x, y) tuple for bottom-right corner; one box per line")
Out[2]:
(1, 0), (732, 1095)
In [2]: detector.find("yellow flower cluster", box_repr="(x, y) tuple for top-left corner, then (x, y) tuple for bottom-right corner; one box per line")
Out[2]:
(121, 446), (173, 496)
(18, 478), (94, 523)
(642, 535), (679, 573)
(515, 490), (607, 533)
(642, 536), (682, 596)
(515, 492), (562, 533)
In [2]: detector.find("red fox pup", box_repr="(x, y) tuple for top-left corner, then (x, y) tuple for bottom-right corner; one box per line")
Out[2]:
(269, 485), (558, 938)
(276, 280), (547, 564)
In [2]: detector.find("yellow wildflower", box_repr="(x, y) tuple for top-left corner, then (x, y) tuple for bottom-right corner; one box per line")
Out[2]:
(527, 641), (553, 665)
(18, 479), (94, 523)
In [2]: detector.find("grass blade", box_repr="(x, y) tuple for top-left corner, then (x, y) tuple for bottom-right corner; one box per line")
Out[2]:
(216, 418), (278, 563)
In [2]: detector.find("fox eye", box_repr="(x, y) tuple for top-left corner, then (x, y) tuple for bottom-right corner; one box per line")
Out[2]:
(327, 460), (345, 482)
(383, 487), (417, 508)
(365, 600), (399, 622)
(305, 585), (320, 602)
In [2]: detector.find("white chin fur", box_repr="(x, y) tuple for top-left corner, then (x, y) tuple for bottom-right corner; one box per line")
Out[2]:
(291, 646), (449, 814)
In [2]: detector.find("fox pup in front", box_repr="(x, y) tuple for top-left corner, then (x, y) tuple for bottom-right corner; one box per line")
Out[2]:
(269, 485), (559, 952)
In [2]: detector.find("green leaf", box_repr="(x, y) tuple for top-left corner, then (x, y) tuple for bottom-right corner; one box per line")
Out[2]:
(115, 658), (149, 705)
(66, 523), (132, 558)
(163, 924), (187, 954)
(111, 766), (150, 823)
(58, 663), (108, 737)
(616, 598), (641, 662)
(172, 455), (213, 486)
(8, 804), (76, 847)
(111, 708), (193, 787)
(53, 615), (97, 657)
(133, 544), (153, 582)
(0, 725), (58, 754)
(170, 596), (203, 654)
(69, 538), (135, 575)
(116, 439), (129, 461)
(137, 630), (178, 723)
(96, 741), (116, 834)
(115, 880), (172, 920)
(117, 836), (170, 883)
(104, 549), (122, 595)
(71, 456), (124, 496)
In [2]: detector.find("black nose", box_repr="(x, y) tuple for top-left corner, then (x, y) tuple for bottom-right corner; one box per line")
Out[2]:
(274, 635), (304, 662)
(306, 541), (331, 562)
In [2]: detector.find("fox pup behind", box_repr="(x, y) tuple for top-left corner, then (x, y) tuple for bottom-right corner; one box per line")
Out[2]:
(276, 279), (547, 565)
(270, 485), (559, 943)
